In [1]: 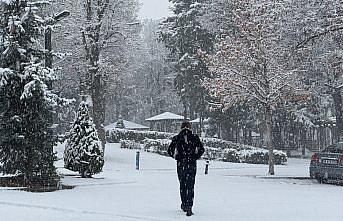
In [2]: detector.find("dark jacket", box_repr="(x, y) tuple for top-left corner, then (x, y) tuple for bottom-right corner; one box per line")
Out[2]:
(168, 129), (205, 162)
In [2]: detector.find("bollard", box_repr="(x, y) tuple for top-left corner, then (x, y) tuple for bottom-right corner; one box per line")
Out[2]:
(136, 151), (140, 170)
(205, 160), (209, 175)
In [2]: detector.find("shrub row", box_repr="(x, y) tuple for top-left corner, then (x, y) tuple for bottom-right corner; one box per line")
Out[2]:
(107, 129), (174, 143)
(112, 129), (287, 165)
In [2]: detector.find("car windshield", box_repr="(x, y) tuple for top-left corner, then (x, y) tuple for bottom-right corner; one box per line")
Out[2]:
(323, 144), (343, 153)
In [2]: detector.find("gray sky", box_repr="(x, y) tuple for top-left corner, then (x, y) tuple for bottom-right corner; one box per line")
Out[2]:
(138, 0), (172, 20)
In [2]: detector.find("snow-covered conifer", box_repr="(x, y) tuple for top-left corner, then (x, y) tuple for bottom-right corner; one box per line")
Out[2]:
(0, 0), (70, 184)
(64, 102), (104, 178)
(159, 0), (214, 120)
(115, 116), (125, 129)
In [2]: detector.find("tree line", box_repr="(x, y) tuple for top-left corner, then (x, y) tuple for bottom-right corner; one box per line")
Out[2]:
(159, 0), (343, 175)
(1, 0), (343, 181)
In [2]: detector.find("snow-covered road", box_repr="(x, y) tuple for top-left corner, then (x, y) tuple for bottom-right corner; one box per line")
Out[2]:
(0, 143), (342, 221)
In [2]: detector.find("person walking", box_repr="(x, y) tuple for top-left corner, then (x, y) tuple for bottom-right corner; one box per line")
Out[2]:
(168, 121), (205, 216)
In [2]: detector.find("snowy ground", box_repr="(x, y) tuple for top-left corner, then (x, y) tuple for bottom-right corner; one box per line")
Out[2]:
(0, 143), (342, 221)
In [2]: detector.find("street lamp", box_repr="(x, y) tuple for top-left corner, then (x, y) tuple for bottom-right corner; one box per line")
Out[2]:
(44, 10), (70, 173)
(45, 10), (70, 69)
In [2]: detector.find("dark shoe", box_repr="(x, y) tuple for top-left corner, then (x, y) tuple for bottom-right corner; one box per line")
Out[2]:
(181, 204), (187, 212)
(186, 208), (193, 216)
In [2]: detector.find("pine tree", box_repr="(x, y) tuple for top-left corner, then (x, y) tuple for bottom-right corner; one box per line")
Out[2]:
(159, 0), (214, 120)
(0, 0), (68, 185)
(64, 102), (104, 178)
(115, 116), (125, 129)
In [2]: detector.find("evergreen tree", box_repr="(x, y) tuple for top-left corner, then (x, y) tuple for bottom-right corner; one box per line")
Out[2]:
(115, 116), (125, 129)
(64, 102), (104, 178)
(159, 0), (214, 120)
(0, 0), (68, 185)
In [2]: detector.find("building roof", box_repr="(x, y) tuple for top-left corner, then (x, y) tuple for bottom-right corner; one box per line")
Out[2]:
(105, 120), (149, 130)
(190, 118), (209, 123)
(145, 112), (185, 121)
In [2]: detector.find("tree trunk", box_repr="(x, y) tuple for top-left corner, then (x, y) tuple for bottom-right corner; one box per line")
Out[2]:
(183, 102), (188, 120)
(248, 130), (252, 145)
(92, 73), (106, 149)
(265, 105), (274, 175)
(332, 89), (343, 142)
(82, 0), (107, 152)
(199, 111), (203, 136)
(217, 122), (221, 139)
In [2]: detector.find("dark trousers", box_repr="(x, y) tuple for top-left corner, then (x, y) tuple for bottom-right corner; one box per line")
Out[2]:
(177, 161), (197, 209)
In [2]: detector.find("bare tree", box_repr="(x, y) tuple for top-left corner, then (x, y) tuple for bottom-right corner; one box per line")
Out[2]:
(80, 0), (139, 147)
(203, 0), (306, 175)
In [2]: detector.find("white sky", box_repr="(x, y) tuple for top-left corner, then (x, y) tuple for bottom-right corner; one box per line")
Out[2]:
(138, 0), (172, 20)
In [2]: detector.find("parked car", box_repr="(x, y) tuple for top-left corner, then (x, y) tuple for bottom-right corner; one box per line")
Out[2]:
(310, 143), (343, 182)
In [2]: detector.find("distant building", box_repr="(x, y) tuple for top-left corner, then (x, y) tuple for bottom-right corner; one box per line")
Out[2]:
(145, 112), (185, 133)
(105, 120), (149, 131)
(190, 118), (209, 136)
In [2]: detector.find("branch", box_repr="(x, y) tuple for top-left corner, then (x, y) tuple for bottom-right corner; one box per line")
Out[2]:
(101, 43), (121, 50)
(81, 30), (90, 59)
(237, 70), (267, 100)
(324, 82), (343, 90)
(269, 84), (289, 103)
(126, 22), (140, 26)
(296, 25), (343, 49)
(230, 80), (267, 105)
(103, 30), (124, 41)
(98, 0), (110, 22)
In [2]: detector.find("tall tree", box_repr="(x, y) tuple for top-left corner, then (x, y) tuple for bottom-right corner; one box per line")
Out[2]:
(291, 0), (343, 141)
(203, 0), (306, 175)
(110, 19), (183, 124)
(80, 0), (139, 147)
(0, 0), (69, 185)
(159, 0), (214, 121)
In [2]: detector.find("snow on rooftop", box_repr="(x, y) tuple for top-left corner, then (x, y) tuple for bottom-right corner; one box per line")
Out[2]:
(0, 0), (14, 4)
(145, 112), (185, 121)
(105, 120), (149, 130)
(190, 118), (209, 123)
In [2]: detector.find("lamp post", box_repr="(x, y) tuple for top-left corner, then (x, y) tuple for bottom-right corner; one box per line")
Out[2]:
(45, 10), (70, 69)
(44, 10), (70, 175)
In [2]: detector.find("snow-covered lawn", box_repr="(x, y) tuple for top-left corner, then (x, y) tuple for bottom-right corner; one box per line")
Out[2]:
(0, 143), (342, 221)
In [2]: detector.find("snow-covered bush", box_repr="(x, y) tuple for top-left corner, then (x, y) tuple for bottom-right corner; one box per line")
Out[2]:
(204, 146), (286, 165)
(222, 149), (240, 163)
(120, 140), (142, 150)
(143, 139), (170, 156)
(239, 149), (286, 165)
(113, 129), (287, 165)
(202, 147), (224, 160)
(119, 139), (170, 156)
(64, 102), (104, 178)
(107, 128), (174, 143)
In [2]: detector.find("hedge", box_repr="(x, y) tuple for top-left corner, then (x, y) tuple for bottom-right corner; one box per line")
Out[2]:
(107, 129), (174, 143)
(109, 129), (287, 165)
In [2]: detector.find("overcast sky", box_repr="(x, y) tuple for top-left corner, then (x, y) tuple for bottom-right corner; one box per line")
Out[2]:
(138, 0), (172, 20)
